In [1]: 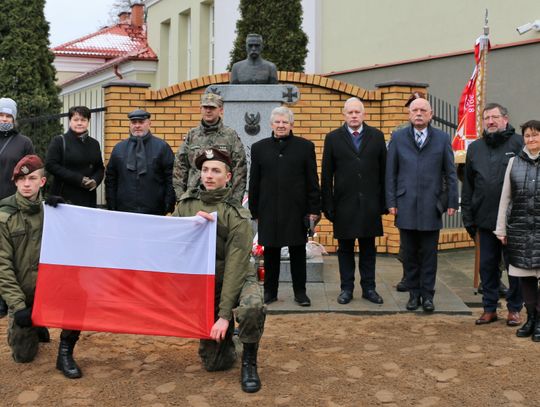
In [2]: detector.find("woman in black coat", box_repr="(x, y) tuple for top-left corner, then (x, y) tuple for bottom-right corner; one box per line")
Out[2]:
(46, 106), (104, 208)
(249, 106), (321, 306)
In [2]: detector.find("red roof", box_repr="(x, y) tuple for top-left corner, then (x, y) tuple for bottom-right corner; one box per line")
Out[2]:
(52, 23), (157, 60)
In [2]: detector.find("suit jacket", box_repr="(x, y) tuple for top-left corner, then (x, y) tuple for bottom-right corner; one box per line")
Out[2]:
(385, 124), (458, 231)
(321, 123), (386, 239)
(249, 132), (321, 247)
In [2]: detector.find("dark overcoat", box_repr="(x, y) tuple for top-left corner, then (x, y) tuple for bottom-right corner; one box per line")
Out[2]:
(249, 132), (321, 247)
(321, 123), (386, 239)
(385, 124), (459, 231)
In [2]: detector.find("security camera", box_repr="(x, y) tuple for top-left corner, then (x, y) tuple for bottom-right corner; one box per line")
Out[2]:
(516, 20), (540, 35)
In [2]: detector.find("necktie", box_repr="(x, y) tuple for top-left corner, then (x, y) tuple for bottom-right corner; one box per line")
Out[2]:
(352, 131), (361, 150)
(415, 131), (423, 148)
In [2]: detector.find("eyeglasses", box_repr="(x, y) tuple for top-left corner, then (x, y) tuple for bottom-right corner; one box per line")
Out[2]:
(483, 115), (503, 121)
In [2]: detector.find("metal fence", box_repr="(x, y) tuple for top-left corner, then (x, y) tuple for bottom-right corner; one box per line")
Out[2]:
(427, 94), (464, 229)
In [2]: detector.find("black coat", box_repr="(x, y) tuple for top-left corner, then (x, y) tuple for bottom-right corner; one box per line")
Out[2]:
(461, 126), (523, 230)
(321, 123), (386, 239)
(45, 130), (104, 208)
(0, 129), (34, 200)
(249, 133), (321, 247)
(105, 133), (175, 215)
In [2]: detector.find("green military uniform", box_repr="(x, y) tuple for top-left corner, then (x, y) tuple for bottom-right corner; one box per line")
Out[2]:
(0, 192), (80, 364)
(173, 186), (265, 371)
(173, 120), (247, 205)
(0, 192), (43, 362)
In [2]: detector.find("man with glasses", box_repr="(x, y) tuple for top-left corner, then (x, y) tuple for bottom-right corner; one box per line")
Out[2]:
(462, 103), (524, 326)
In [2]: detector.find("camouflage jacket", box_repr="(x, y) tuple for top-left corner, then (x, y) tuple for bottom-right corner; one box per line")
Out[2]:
(173, 187), (254, 321)
(0, 192), (43, 313)
(173, 119), (247, 205)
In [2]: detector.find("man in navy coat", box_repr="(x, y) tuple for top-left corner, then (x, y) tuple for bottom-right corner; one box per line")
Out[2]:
(322, 97), (386, 305)
(386, 98), (458, 312)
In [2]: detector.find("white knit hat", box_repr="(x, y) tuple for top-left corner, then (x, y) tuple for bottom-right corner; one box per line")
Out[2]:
(0, 98), (17, 119)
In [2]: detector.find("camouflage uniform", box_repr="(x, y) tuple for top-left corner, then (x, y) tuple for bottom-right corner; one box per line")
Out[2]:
(0, 192), (79, 362)
(173, 186), (265, 371)
(173, 120), (247, 205)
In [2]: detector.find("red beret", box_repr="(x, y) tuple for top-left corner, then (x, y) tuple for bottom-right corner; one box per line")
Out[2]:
(195, 148), (232, 170)
(12, 155), (44, 180)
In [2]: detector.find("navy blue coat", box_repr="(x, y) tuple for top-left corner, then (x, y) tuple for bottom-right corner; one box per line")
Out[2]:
(105, 133), (175, 215)
(385, 124), (458, 231)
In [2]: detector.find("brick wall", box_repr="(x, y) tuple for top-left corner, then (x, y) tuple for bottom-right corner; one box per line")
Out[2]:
(103, 73), (474, 253)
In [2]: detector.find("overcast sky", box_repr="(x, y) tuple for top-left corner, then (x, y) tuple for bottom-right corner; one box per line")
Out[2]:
(45, 0), (115, 47)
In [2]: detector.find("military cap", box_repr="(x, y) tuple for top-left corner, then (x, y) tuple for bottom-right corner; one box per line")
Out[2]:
(195, 148), (232, 170)
(127, 109), (151, 120)
(405, 91), (426, 107)
(12, 155), (44, 180)
(201, 93), (223, 108)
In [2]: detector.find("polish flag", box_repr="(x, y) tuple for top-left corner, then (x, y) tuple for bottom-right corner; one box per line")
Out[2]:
(32, 204), (216, 339)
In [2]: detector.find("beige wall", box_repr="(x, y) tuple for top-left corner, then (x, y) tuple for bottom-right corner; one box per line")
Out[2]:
(321, 0), (540, 73)
(147, 0), (214, 88)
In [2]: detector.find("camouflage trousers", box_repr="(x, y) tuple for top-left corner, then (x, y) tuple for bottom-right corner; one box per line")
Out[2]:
(7, 315), (80, 363)
(199, 275), (265, 371)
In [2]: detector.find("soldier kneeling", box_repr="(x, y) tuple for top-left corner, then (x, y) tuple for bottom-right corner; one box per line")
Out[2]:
(0, 155), (82, 378)
(173, 148), (265, 393)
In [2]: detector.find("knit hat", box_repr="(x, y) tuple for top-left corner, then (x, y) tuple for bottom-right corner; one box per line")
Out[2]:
(12, 155), (44, 180)
(0, 98), (17, 119)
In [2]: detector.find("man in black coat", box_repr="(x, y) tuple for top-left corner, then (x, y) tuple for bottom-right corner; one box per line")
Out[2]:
(105, 109), (175, 215)
(249, 106), (321, 307)
(461, 102), (523, 326)
(321, 97), (386, 305)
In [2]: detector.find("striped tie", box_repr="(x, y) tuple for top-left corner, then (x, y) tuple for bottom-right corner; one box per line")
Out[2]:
(415, 131), (423, 148)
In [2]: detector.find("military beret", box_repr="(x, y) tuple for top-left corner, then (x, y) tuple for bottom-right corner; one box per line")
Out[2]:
(405, 91), (426, 107)
(201, 93), (223, 108)
(195, 148), (232, 170)
(12, 155), (44, 180)
(127, 109), (151, 120)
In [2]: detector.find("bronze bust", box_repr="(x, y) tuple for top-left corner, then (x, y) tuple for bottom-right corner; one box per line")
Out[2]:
(230, 34), (278, 85)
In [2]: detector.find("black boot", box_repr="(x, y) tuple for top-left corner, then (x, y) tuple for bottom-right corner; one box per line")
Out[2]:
(37, 327), (50, 343)
(241, 343), (261, 393)
(516, 312), (536, 338)
(532, 316), (540, 342)
(56, 338), (82, 379)
(0, 296), (7, 319)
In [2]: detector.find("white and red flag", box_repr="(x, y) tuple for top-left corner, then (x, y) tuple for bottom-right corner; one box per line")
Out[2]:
(452, 34), (490, 152)
(33, 204), (216, 339)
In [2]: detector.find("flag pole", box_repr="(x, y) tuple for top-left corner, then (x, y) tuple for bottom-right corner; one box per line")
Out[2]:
(473, 9), (489, 293)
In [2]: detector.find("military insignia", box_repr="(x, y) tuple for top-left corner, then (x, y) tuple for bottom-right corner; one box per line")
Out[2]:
(21, 165), (29, 175)
(205, 149), (214, 159)
(244, 112), (261, 136)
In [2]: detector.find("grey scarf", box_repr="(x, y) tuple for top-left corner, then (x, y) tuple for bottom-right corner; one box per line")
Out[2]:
(126, 133), (150, 176)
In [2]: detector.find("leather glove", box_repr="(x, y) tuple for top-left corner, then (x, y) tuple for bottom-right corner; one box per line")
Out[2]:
(14, 307), (33, 328)
(45, 195), (65, 207)
(465, 225), (477, 240)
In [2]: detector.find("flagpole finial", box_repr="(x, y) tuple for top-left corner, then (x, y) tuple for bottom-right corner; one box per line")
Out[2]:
(484, 9), (489, 36)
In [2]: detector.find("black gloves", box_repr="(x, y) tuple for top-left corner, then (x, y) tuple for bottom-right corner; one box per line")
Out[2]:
(466, 225), (477, 240)
(14, 307), (33, 327)
(45, 195), (65, 207)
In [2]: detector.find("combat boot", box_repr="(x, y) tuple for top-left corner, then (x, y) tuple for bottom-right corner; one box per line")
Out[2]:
(241, 343), (261, 393)
(532, 316), (540, 342)
(56, 338), (82, 379)
(0, 296), (7, 319)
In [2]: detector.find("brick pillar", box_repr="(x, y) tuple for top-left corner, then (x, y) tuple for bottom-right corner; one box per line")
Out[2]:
(102, 80), (151, 161)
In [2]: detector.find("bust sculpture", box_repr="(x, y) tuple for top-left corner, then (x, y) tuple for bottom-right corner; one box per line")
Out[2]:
(230, 34), (278, 85)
